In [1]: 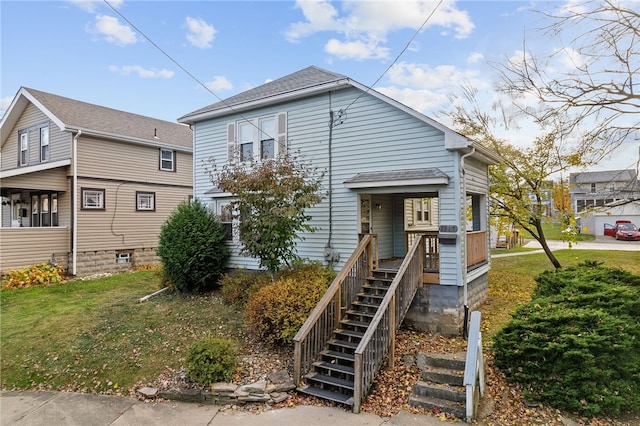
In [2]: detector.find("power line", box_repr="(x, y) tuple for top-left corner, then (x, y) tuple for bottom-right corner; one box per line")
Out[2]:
(341, 0), (444, 115)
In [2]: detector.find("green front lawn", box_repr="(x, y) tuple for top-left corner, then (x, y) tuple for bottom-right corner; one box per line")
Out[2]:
(0, 271), (243, 394)
(1, 249), (638, 395)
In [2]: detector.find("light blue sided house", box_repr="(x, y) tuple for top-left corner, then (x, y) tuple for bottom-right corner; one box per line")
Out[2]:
(179, 66), (499, 411)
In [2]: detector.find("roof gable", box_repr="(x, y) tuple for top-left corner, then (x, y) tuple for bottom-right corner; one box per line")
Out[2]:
(179, 66), (348, 122)
(1, 87), (192, 151)
(179, 65), (500, 165)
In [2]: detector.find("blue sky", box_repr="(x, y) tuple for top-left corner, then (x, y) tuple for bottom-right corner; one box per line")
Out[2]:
(2, 0), (638, 172)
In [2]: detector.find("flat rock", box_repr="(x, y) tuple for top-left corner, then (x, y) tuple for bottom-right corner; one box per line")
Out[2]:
(136, 387), (158, 398)
(268, 370), (291, 384)
(239, 380), (267, 394)
(211, 383), (239, 393)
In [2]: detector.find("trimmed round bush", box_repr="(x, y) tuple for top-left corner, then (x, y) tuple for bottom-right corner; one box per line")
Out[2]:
(185, 337), (237, 386)
(243, 261), (335, 345)
(157, 200), (230, 293)
(493, 262), (640, 417)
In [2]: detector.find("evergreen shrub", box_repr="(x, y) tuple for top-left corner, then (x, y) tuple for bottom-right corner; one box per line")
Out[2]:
(493, 262), (640, 417)
(156, 200), (230, 293)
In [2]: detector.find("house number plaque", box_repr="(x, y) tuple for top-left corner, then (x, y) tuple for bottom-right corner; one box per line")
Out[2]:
(439, 225), (458, 233)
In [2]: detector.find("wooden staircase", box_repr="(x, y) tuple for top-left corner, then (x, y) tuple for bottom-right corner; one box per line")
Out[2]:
(296, 269), (396, 406)
(409, 352), (467, 419)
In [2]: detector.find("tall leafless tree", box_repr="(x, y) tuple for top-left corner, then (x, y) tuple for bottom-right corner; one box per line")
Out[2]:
(496, 0), (640, 162)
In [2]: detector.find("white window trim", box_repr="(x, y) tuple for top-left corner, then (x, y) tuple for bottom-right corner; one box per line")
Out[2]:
(136, 192), (155, 211)
(228, 112), (287, 164)
(160, 148), (175, 171)
(20, 132), (29, 166)
(213, 201), (239, 243)
(40, 126), (49, 162)
(82, 188), (105, 209)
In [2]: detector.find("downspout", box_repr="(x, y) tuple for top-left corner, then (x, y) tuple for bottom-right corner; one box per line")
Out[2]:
(460, 145), (475, 338)
(324, 109), (334, 263)
(72, 130), (81, 276)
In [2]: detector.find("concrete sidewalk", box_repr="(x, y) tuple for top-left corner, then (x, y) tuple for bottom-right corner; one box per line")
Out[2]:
(492, 236), (640, 258)
(0, 391), (453, 426)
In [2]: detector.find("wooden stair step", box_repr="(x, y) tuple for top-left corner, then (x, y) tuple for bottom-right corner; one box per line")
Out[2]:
(296, 385), (354, 406)
(305, 372), (355, 391)
(351, 300), (381, 310)
(328, 339), (358, 350)
(334, 328), (364, 339)
(312, 361), (355, 376)
(339, 319), (370, 331)
(345, 309), (375, 319)
(320, 349), (355, 362)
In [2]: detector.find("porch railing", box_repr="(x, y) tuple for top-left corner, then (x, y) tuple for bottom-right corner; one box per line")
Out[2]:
(293, 234), (378, 387)
(405, 230), (438, 271)
(466, 231), (487, 268)
(352, 233), (424, 413)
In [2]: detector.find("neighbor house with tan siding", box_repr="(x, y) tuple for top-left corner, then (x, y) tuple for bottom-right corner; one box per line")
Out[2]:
(1, 87), (192, 276)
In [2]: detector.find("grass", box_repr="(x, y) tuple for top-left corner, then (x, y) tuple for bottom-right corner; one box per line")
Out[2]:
(523, 219), (595, 241)
(2, 248), (639, 396)
(0, 271), (243, 394)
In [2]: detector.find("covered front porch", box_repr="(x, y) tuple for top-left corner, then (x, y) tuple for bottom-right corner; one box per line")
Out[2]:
(357, 190), (489, 286)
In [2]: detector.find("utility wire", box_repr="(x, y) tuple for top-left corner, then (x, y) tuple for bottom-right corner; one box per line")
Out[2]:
(341, 0), (444, 114)
(104, 0), (443, 140)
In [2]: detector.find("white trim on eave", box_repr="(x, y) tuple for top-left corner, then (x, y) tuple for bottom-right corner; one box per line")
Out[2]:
(0, 159), (71, 179)
(344, 177), (449, 189)
(178, 80), (351, 124)
(63, 126), (193, 153)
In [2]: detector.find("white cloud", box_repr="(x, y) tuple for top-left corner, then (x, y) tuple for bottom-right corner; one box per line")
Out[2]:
(286, 0), (475, 60)
(467, 52), (484, 64)
(186, 17), (216, 49)
(377, 86), (450, 113)
(0, 95), (13, 117)
(93, 15), (137, 45)
(556, 47), (585, 70)
(325, 38), (389, 60)
(69, 0), (123, 13)
(386, 62), (488, 91)
(205, 76), (233, 92)
(109, 65), (174, 79)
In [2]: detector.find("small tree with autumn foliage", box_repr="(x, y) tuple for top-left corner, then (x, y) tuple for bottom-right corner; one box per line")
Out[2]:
(205, 152), (324, 274)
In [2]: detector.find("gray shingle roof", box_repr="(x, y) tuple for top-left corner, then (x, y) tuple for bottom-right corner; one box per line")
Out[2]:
(179, 66), (348, 121)
(25, 87), (192, 150)
(344, 168), (449, 187)
(570, 169), (637, 184)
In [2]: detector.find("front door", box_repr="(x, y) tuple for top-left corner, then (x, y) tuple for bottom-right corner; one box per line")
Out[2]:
(359, 195), (372, 234)
(10, 193), (21, 227)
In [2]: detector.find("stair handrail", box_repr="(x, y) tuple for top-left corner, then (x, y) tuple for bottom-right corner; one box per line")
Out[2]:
(352, 233), (424, 413)
(293, 234), (377, 387)
(463, 311), (485, 422)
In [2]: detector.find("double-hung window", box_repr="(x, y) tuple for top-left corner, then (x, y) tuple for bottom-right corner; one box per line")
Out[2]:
(160, 148), (175, 171)
(19, 131), (29, 166)
(40, 126), (49, 162)
(228, 112), (286, 163)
